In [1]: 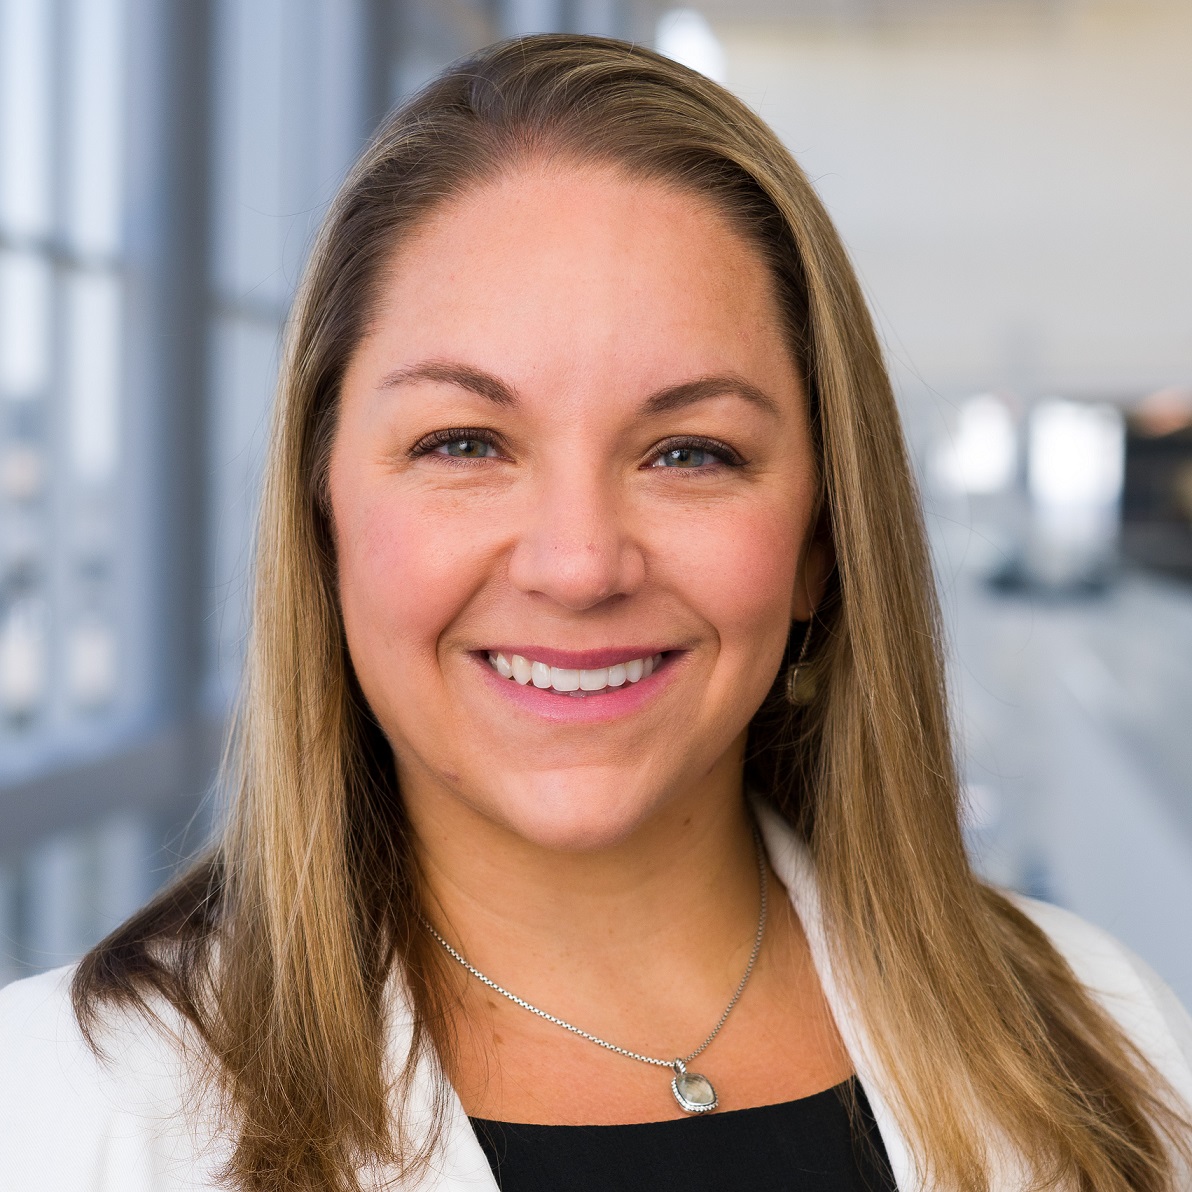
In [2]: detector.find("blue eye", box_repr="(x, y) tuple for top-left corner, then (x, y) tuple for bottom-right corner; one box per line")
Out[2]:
(650, 439), (741, 470)
(436, 437), (498, 459)
(656, 446), (713, 468)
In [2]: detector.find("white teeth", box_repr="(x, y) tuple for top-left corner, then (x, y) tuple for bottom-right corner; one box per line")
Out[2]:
(550, 666), (580, 691)
(489, 652), (663, 693)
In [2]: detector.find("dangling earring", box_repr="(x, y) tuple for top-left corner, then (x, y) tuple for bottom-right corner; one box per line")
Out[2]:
(785, 617), (815, 705)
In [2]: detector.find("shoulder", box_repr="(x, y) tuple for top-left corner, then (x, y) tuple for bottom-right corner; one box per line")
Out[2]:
(0, 966), (111, 1117)
(1011, 895), (1192, 1103)
(0, 965), (228, 1191)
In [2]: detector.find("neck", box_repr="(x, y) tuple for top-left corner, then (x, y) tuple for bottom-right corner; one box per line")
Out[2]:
(406, 769), (763, 1016)
(401, 766), (854, 1124)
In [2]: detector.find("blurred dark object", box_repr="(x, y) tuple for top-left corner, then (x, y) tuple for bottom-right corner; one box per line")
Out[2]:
(1121, 389), (1192, 582)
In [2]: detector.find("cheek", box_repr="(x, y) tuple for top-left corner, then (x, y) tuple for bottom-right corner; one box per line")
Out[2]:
(683, 499), (806, 642)
(333, 485), (482, 687)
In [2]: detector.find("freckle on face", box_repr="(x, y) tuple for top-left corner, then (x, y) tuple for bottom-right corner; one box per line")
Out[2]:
(328, 163), (820, 851)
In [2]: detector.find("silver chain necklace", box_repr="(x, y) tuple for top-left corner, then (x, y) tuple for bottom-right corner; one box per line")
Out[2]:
(424, 827), (768, 1115)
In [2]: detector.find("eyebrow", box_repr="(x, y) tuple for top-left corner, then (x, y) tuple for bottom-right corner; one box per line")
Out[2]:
(639, 374), (780, 418)
(378, 361), (518, 406)
(378, 360), (782, 419)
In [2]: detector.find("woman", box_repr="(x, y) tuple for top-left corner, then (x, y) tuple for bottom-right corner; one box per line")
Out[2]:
(2, 34), (1190, 1192)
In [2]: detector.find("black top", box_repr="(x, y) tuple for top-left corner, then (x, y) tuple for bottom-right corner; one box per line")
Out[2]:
(470, 1078), (897, 1192)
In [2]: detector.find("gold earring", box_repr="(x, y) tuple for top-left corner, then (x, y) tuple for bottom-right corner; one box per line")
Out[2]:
(785, 617), (815, 705)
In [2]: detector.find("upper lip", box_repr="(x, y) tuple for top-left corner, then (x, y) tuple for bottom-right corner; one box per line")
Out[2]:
(481, 645), (674, 670)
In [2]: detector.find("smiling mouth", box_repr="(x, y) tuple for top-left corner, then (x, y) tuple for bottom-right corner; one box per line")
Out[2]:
(486, 651), (666, 696)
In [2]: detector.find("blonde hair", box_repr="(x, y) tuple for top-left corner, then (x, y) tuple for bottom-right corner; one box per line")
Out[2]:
(75, 34), (1189, 1191)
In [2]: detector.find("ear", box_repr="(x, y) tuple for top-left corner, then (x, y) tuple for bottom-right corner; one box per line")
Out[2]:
(792, 532), (834, 622)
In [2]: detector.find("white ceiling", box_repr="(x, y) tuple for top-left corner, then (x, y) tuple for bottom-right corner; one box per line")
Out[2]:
(670, 0), (1063, 30)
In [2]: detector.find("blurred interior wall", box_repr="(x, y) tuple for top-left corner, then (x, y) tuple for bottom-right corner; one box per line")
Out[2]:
(717, 0), (1192, 409)
(700, 0), (1192, 1002)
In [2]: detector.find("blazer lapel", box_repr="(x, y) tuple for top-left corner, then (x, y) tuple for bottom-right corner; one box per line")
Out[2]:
(754, 800), (921, 1192)
(756, 801), (1044, 1192)
(382, 990), (500, 1191)
(408, 1088), (500, 1192)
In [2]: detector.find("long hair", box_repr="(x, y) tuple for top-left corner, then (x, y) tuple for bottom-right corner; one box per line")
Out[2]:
(74, 35), (1189, 1191)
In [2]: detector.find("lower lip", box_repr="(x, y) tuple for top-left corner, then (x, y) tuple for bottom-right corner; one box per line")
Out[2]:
(472, 652), (683, 723)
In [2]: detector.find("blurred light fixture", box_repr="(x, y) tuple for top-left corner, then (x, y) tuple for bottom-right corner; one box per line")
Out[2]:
(937, 393), (1017, 495)
(1133, 386), (1192, 438)
(1028, 399), (1124, 511)
(1026, 398), (1124, 589)
(655, 8), (726, 83)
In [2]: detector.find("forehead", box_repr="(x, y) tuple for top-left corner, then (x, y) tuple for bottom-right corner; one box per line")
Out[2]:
(349, 163), (798, 408)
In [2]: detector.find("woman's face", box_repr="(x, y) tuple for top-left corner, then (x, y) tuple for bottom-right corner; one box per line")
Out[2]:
(329, 164), (824, 851)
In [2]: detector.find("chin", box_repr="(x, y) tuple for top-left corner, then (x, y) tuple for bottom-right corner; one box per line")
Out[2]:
(482, 768), (670, 853)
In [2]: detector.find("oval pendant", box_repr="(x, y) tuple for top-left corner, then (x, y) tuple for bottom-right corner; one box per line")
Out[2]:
(671, 1060), (718, 1114)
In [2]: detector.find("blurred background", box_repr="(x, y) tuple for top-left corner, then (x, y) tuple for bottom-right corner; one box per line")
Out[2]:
(1, 0), (1189, 1001)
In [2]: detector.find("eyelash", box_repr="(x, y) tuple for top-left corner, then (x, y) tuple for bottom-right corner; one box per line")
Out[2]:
(650, 435), (744, 470)
(409, 428), (505, 459)
(408, 429), (745, 469)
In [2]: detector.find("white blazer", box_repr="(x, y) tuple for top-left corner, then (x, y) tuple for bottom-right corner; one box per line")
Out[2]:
(3, 803), (1191, 1191)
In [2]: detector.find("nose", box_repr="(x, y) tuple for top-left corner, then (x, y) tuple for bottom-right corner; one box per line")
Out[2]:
(507, 466), (646, 611)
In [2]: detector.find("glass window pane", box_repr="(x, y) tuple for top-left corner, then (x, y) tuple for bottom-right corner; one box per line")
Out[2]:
(66, 269), (122, 484)
(93, 815), (154, 934)
(0, 442), (45, 503)
(212, 0), (287, 304)
(0, 594), (47, 720)
(205, 313), (277, 706)
(66, 0), (125, 258)
(0, 249), (52, 400)
(0, 0), (54, 238)
(66, 616), (117, 710)
(24, 832), (91, 967)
